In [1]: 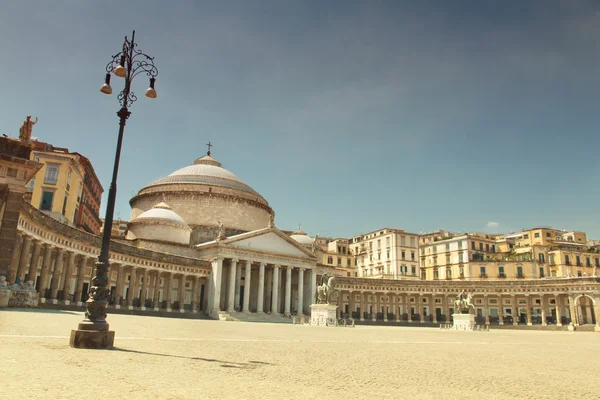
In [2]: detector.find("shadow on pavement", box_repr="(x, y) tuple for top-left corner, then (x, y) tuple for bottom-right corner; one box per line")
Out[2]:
(112, 347), (274, 369)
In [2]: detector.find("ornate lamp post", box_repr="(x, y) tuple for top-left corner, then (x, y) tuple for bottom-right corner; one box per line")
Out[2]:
(70, 31), (158, 349)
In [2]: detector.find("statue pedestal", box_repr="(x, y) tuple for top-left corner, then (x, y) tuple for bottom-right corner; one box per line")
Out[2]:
(310, 304), (337, 327)
(452, 313), (475, 331)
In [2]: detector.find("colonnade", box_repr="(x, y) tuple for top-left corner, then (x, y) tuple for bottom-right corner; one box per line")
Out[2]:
(336, 290), (600, 327)
(208, 257), (316, 317)
(7, 232), (206, 312)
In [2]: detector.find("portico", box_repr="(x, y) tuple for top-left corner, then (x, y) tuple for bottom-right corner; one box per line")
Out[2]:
(196, 226), (318, 318)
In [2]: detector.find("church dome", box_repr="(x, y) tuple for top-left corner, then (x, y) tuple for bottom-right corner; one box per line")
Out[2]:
(128, 202), (191, 245)
(129, 150), (273, 245)
(131, 202), (188, 227)
(148, 155), (262, 197)
(290, 226), (314, 247)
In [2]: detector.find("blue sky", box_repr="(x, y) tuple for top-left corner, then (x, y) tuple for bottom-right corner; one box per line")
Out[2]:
(1, 1), (599, 239)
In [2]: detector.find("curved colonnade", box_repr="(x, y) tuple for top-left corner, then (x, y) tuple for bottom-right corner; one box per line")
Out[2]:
(335, 277), (600, 327)
(8, 204), (211, 313)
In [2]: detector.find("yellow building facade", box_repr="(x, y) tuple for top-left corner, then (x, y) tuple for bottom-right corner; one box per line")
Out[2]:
(28, 145), (84, 226)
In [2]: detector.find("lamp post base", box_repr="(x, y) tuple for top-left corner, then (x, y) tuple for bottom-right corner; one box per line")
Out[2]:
(70, 329), (115, 349)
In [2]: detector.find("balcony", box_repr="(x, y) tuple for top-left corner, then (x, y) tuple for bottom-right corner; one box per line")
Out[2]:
(479, 273), (488, 278)
(498, 273), (506, 278)
(517, 274), (525, 279)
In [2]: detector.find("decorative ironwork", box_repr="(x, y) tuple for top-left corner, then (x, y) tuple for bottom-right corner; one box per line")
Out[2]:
(78, 31), (158, 335)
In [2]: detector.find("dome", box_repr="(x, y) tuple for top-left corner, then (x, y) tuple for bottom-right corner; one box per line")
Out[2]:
(129, 151), (274, 245)
(131, 202), (188, 228)
(290, 225), (314, 246)
(128, 202), (191, 245)
(148, 155), (262, 197)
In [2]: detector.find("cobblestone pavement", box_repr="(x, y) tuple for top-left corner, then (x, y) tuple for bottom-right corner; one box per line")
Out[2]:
(1, 309), (598, 400)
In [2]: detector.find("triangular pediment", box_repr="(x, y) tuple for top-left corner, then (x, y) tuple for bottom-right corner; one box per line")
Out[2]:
(225, 230), (314, 259)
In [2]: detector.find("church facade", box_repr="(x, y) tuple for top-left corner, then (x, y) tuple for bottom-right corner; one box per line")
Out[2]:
(1, 138), (599, 330)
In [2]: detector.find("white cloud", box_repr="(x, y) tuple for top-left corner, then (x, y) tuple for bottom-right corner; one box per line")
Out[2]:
(486, 221), (500, 228)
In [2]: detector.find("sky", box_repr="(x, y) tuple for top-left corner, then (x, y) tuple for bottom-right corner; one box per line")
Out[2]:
(1, 1), (599, 239)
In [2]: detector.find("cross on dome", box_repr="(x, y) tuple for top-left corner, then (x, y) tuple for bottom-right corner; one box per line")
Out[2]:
(206, 141), (213, 156)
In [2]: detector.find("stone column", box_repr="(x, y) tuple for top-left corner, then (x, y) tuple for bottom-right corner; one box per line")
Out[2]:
(178, 274), (186, 312)
(191, 276), (199, 312)
(310, 269), (317, 305)
(511, 294), (517, 326)
(417, 293), (423, 323)
(284, 266), (292, 315)
(297, 267), (304, 316)
(483, 295), (490, 325)
(568, 295), (577, 326)
(164, 272), (173, 311)
(227, 259), (238, 312)
(234, 261), (242, 310)
(7, 233), (23, 282)
(126, 267), (137, 309)
(555, 295), (562, 326)
(349, 290), (355, 319)
(526, 295), (533, 326)
(383, 294), (388, 322)
(139, 268), (149, 310)
(0, 190), (26, 280)
(395, 295), (401, 322)
(210, 257), (224, 316)
(498, 295), (504, 325)
(242, 260), (252, 312)
(61, 251), (76, 303)
(15, 234), (32, 282)
(38, 244), (53, 299)
(73, 255), (88, 305)
(264, 267), (273, 313)
(371, 293), (378, 321)
(49, 248), (65, 302)
(257, 262), (265, 313)
(408, 294), (413, 323)
(360, 291), (366, 321)
(271, 265), (280, 315)
(26, 239), (42, 283)
(540, 294), (547, 326)
(153, 272), (161, 310)
(114, 264), (125, 308)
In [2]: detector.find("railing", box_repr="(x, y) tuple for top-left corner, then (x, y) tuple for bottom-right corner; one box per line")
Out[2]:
(517, 274), (525, 279)
(498, 273), (506, 278)
(479, 273), (488, 278)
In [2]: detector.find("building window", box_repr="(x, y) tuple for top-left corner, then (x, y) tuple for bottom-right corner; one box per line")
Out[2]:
(433, 256), (438, 265)
(445, 243), (450, 252)
(410, 237), (415, 247)
(565, 255), (571, 265)
(446, 255), (450, 264)
(549, 254), (555, 265)
(433, 268), (439, 280)
(485, 244), (490, 252)
(539, 267), (545, 278)
(491, 245), (495, 253)
(62, 195), (68, 216)
(498, 266), (505, 277)
(480, 266), (486, 278)
(534, 232), (540, 238)
(539, 254), (545, 263)
(67, 169), (72, 191)
(411, 266), (416, 276)
(377, 239), (381, 249)
(401, 251), (405, 260)
(586, 257), (591, 267)
(596, 258), (600, 267)
(479, 243), (483, 251)
(40, 190), (54, 211)
(546, 232), (551, 238)
(44, 164), (59, 184)
(411, 252), (415, 261)
(576, 256), (581, 266)
(337, 258), (341, 266)
(458, 241), (463, 249)
(523, 234), (529, 239)
(471, 241), (476, 250)
(577, 271), (583, 277)
(446, 268), (452, 279)
(401, 236), (406, 246)
(327, 257), (333, 264)
(421, 270), (426, 280)
(517, 266), (524, 278)
(386, 252), (390, 259)
(347, 259), (351, 267)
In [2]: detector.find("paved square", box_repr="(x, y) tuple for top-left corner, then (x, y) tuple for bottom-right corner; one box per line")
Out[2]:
(1, 309), (598, 399)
